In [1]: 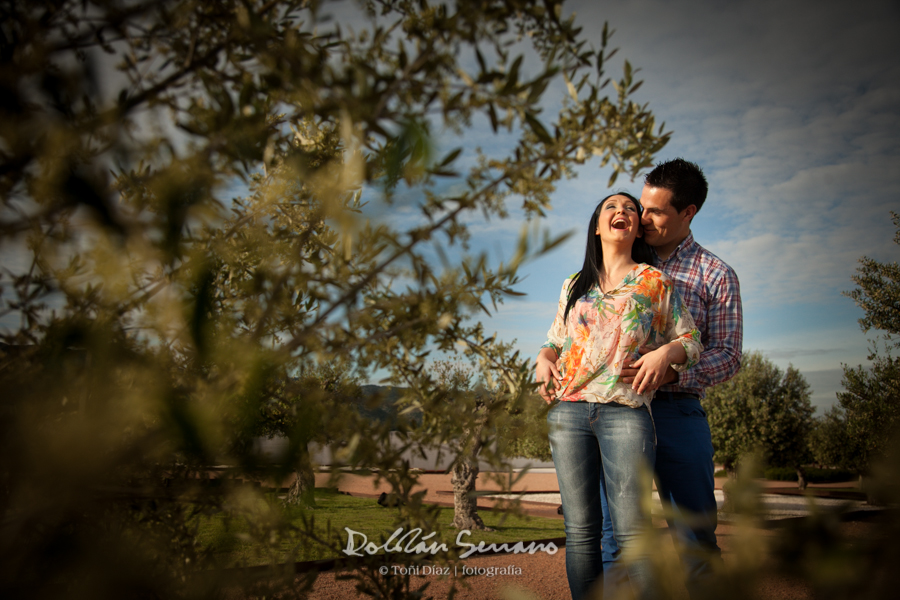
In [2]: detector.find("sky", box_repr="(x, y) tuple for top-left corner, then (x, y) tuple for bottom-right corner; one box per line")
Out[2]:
(463, 0), (900, 414)
(2, 0), (897, 414)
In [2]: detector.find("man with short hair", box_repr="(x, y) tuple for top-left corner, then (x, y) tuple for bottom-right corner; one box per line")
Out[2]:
(619, 158), (743, 595)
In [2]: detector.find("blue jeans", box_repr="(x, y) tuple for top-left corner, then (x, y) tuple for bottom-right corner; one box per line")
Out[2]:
(653, 392), (721, 595)
(601, 392), (721, 598)
(547, 400), (657, 600)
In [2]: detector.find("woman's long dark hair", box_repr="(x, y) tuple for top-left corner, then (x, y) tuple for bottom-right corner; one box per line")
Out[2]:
(563, 192), (656, 323)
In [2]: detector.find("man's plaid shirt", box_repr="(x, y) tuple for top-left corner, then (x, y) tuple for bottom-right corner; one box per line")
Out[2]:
(655, 233), (743, 396)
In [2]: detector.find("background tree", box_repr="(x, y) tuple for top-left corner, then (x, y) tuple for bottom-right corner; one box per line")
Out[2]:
(250, 362), (362, 508)
(834, 354), (900, 480)
(704, 351), (775, 478)
(831, 211), (900, 485)
(401, 352), (553, 533)
(404, 351), (524, 532)
(844, 212), (900, 342)
(809, 406), (859, 472)
(703, 351), (814, 488)
(430, 360), (497, 531)
(0, 0), (669, 597)
(760, 364), (815, 488)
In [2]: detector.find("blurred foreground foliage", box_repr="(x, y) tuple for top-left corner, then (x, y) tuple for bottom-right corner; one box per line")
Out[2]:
(0, 0), (669, 598)
(609, 451), (900, 600)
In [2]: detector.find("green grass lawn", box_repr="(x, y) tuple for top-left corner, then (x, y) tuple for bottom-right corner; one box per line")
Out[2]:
(194, 488), (565, 567)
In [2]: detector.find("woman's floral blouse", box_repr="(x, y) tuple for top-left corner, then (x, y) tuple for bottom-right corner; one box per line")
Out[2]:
(542, 264), (702, 408)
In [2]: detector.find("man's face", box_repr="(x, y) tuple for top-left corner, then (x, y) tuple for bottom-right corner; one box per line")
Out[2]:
(639, 185), (695, 254)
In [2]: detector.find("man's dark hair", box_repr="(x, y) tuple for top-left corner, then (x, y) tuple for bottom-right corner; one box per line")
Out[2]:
(645, 158), (708, 214)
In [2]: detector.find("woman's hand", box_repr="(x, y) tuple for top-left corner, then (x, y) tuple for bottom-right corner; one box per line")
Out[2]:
(630, 342), (686, 395)
(535, 347), (561, 403)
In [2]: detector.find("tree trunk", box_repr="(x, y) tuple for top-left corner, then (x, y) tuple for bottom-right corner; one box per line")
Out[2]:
(450, 456), (493, 531)
(285, 444), (316, 507)
(450, 417), (493, 531)
(796, 466), (808, 491)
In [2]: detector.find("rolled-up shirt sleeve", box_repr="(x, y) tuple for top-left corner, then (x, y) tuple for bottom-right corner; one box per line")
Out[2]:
(663, 284), (702, 372)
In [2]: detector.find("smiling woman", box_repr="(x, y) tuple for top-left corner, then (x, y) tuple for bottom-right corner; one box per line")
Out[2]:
(564, 194), (656, 322)
(534, 192), (701, 600)
(596, 194), (642, 246)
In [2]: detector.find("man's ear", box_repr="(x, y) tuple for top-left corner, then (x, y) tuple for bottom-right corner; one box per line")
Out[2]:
(637, 224), (644, 238)
(682, 205), (698, 222)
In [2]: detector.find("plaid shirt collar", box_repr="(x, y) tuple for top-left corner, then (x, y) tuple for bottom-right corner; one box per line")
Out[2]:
(653, 232), (696, 267)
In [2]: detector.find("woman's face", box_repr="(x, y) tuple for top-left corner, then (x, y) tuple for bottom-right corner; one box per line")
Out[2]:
(594, 195), (642, 244)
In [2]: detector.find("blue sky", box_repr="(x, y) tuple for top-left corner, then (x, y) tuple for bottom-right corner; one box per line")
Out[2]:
(458, 0), (900, 413)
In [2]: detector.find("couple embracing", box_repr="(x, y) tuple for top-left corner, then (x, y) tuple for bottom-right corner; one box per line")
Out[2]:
(536, 159), (743, 600)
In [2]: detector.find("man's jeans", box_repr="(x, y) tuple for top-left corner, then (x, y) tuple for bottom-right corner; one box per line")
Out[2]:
(547, 400), (656, 600)
(601, 391), (722, 597)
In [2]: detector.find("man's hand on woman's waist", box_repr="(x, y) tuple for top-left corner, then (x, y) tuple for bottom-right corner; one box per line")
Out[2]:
(620, 347), (678, 391)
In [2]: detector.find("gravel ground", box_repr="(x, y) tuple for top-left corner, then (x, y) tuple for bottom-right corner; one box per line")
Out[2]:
(291, 471), (875, 599)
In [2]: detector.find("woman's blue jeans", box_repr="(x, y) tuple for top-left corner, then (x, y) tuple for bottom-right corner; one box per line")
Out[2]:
(548, 400), (657, 600)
